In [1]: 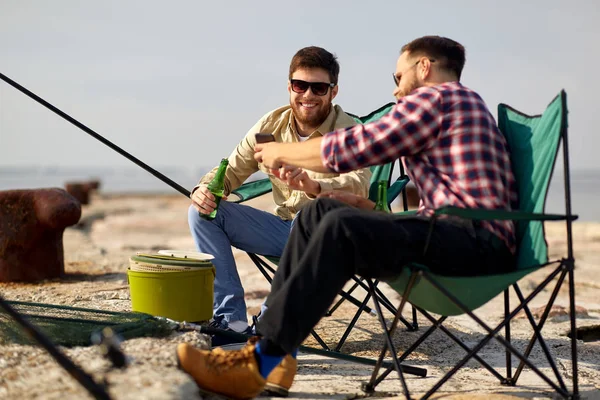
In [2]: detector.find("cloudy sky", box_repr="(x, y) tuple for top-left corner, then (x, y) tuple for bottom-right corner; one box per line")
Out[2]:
(1, 0), (598, 173)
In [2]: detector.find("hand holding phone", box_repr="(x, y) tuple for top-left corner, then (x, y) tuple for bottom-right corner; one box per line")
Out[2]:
(254, 133), (281, 169)
(255, 133), (275, 144)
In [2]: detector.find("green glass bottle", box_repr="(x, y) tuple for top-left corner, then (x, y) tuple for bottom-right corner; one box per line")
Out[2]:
(200, 158), (229, 220)
(373, 180), (391, 213)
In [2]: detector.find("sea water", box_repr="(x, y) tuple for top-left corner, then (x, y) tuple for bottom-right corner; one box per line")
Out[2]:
(0, 165), (598, 222)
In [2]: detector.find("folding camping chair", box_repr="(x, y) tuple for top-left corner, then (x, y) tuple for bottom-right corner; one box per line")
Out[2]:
(230, 103), (419, 352)
(361, 90), (579, 399)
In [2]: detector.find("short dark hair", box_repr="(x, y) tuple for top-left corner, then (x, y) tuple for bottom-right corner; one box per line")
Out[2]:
(401, 36), (466, 80)
(289, 46), (340, 84)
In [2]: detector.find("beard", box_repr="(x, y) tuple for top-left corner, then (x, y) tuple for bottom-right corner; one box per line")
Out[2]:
(396, 74), (421, 99)
(290, 96), (332, 129)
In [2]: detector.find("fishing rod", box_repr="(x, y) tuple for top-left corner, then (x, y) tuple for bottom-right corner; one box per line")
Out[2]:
(0, 71), (193, 400)
(1, 71), (428, 381)
(0, 72), (191, 198)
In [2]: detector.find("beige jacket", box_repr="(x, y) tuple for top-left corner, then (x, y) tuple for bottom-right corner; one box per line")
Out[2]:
(196, 104), (371, 220)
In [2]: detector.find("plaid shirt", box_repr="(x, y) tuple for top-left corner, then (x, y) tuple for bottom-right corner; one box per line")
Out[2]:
(321, 82), (518, 253)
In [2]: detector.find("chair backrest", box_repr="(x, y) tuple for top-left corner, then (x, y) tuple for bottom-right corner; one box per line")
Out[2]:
(497, 91), (567, 269)
(349, 103), (397, 202)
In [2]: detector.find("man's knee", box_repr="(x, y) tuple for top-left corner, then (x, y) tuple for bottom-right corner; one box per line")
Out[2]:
(298, 197), (349, 224)
(188, 204), (200, 226)
(319, 205), (361, 234)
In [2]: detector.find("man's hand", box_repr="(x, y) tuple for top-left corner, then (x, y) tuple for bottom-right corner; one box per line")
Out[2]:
(254, 142), (283, 170)
(191, 185), (227, 215)
(318, 190), (375, 210)
(254, 138), (332, 173)
(276, 166), (321, 196)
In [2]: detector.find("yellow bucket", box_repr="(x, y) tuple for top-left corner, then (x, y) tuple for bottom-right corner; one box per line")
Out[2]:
(127, 253), (215, 322)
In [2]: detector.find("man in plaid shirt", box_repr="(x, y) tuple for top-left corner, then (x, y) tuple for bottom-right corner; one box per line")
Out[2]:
(177, 36), (519, 399)
(321, 76), (518, 255)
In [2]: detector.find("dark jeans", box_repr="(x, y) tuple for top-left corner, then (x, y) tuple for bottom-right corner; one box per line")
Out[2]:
(258, 198), (515, 354)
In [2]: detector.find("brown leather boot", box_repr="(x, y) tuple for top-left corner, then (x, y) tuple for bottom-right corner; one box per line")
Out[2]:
(244, 336), (297, 397)
(265, 354), (297, 397)
(176, 341), (265, 400)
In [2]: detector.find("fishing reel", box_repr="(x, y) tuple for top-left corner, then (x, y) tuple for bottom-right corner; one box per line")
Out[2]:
(91, 327), (129, 369)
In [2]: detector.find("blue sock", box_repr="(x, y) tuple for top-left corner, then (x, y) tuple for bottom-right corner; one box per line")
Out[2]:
(254, 342), (284, 378)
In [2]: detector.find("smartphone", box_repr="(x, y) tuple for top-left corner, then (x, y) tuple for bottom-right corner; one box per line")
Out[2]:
(255, 133), (275, 144)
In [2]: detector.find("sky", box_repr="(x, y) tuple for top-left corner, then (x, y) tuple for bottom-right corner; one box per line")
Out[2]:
(1, 0), (599, 173)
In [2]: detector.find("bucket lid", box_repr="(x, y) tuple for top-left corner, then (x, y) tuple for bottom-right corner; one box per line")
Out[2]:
(157, 249), (214, 261)
(128, 263), (196, 273)
(131, 253), (213, 268)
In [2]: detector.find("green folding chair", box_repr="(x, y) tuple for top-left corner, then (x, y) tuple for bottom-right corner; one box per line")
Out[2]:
(361, 90), (579, 399)
(230, 103), (419, 353)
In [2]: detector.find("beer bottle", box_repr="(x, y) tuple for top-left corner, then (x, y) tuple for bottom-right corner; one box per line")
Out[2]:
(373, 180), (391, 213)
(200, 158), (229, 220)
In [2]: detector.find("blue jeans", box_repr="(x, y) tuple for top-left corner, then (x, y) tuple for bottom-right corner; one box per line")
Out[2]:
(188, 201), (292, 324)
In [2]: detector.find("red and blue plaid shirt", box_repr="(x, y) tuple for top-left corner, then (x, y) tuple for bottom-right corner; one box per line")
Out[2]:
(321, 82), (518, 253)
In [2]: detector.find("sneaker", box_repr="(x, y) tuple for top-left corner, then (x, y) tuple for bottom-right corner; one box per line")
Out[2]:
(210, 323), (253, 349)
(208, 315), (229, 330)
(249, 313), (261, 336)
(176, 341), (265, 400)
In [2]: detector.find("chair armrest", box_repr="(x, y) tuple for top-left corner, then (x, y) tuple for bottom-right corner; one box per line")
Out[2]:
(434, 206), (578, 222)
(387, 176), (410, 204)
(393, 210), (418, 216)
(229, 179), (273, 203)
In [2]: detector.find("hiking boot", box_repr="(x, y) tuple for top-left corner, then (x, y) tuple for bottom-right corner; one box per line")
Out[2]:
(176, 341), (265, 400)
(264, 354), (297, 397)
(245, 337), (297, 397)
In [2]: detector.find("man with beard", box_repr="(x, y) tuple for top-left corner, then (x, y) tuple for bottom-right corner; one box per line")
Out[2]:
(178, 35), (518, 400)
(188, 46), (371, 350)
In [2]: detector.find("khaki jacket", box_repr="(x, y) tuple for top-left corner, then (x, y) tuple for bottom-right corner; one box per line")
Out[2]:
(196, 104), (371, 220)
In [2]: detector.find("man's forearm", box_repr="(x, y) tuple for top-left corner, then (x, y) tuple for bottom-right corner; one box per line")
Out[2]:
(277, 138), (330, 173)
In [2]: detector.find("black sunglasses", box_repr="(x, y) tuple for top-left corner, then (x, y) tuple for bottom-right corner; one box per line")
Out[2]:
(393, 59), (436, 86)
(290, 79), (336, 96)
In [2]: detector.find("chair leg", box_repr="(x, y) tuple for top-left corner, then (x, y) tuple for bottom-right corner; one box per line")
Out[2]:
(372, 284), (419, 331)
(335, 289), (372, 352)
(327, 279), (363, 316)
(336, 285), (378, 316)
(418, 309), (505, 381)
(512, 281), (567, 391)
(247, 253), (415, 356)
(364, 274), (419, 398)
(351, 278), (415, 331)
(370, 313), (446, 388)
(374, 306), (505, 389)
(247, 253), (332, 351)
(308, 329), (331, 351)
(512, 268), (567, 383)
(504, 289), (512, 383)
(420, 269), (570, 399)
(568, 260), (579, 398)
(412, 304), (419, 330)
(247, 253), (275, 284)
(373, 284), (399, 314)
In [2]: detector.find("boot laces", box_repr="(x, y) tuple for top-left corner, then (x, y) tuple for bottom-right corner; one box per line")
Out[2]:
(207, 345), (255, 370)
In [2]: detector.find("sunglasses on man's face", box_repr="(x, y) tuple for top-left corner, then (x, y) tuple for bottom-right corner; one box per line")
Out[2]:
(290, 79), (336, 96)
(393, 58), (436, 86)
